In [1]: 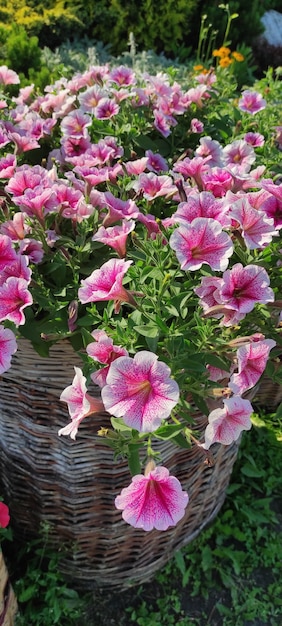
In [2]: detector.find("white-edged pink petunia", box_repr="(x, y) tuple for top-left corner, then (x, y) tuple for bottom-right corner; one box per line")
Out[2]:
(78, 258), (135, 312)
(216, 263), (274, 314)
(203, 396), (253, 449)
(87, 329), (128, 388)
(169, 217), (233, 271)
(101, 351), (179, 432)
(59, 366), (105, 439)
(229, 339), (276, 395)
(238, 90), (266, 115)
(229, 197), (276, 249)
(92, 220), (135, 257)
(0, 325), (17, 374)
(115, 465), (188, 530)
(0, 277), (33, 325)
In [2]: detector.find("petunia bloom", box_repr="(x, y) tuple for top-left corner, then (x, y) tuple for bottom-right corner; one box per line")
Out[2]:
(203, 396), (253, 449)
(78, 258), (136, 312)
(101, 351), (179, 432)
(170, 217), (233, 271)
(229, 339), (276, 395)
(115, 465), (188, 530)
(0, 325), (17, 374)
(0, 502), (10, 528)
(216, 263), (274, 315)
(59, 366), (105, 439)
(0, 277), (33, 325)
(238, 90), (266, 115)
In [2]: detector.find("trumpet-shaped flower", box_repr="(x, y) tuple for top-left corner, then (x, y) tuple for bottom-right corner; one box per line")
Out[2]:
(78, 258), (135, 311)
(59, 366), (105, 439)
(92, 220), (135, 257)
(87, 329), (128, 388)
(170, 217), (233, 271)
(229, 197), (276, 249)
(0, 325), (17, 374)
(115, 466), (188, 530)
(216, 263), (274, 314)
(229, 339), (276, 395)
(0, 277), (32, 325)
(0, 234), (17, 270)
(238, 90), (266, 115)
(203, 396), (253, 449)
(101, 351), (179, 432)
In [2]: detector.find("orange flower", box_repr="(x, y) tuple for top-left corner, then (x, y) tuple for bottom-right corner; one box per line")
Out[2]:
(219, 57), (233, 68)
(213, 46), (231, 59)
(232, 51), (245, 62)
(193, 64), (204, 71)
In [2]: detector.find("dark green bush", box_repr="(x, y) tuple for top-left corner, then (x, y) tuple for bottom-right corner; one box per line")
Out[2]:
(0, 25), (42, 75)
(66, 0), (201, 56)
(195, 0), (266, 51)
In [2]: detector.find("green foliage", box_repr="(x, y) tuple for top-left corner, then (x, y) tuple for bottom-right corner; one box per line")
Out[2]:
(0, 0), (84, 49)
(197, 0), (265, 50)
(127, 419), (282, 625)
(65, 0), (200, 57)
(7, 525), (87, 625)
(0, 25), (42, 76)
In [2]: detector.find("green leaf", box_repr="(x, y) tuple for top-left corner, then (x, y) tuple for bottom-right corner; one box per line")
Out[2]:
(111, 417), (132, 432)
(204, 353), (230, 372)
(134, 324), (159, 338)
(154, 423), (184, 440)
(128, 444), (141, 476)
(18, 584), (37, 602)
(241, 464), (265, 478)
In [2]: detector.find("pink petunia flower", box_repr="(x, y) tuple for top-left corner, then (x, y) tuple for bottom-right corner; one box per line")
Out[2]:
(0, 153), (17, 178)
(238, 90), (266, 115)
(223, 140), (256, 171)
(132, 172), (177, 201)
(0, 65), (20, 85)
(260, 196), (282, 230)
(203, 396), (253, 449)
(229, 197), (276, 249)
(0, 234), (18, 270)
(87, 329), (128, 388)
(0, 325), (17, 374)
(190, 118), (204, 133)
(109, 65), (136, 86)
(216, 263), (274, 315)
(78, 258), (136, 312)
(0, 502), (10, 528)
(92, 220), (135, 257)
(229, 339), (276, 395)
(0, 277), (33, 325)
(244, 132), (265, 147)
(172, 191), (231, 227)
(101, 351), (180, 432)
(59, 366), (105, 439)
(101, 191), (139, 227)
(202, 168), (233, 198)
(95, 98), (120, 119)
(145, 150), (168, 173)
(115, 465), (188, 531)
(195, 136), (224, 168)
(170, 217), (233, 271)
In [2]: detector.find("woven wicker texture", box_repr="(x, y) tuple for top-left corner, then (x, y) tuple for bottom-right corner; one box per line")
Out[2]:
(253, 377), (282, 409)
(0, 551), (17, 626)
(0, 340), (240, 589)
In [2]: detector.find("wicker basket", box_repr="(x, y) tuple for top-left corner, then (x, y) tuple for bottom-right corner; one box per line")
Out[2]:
(0, 551), (17, 626)
(252, 376), (282, 409)
(0, 340), (241, 589)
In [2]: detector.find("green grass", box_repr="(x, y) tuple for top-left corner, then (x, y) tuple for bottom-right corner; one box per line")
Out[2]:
(3, 409), (282, 626)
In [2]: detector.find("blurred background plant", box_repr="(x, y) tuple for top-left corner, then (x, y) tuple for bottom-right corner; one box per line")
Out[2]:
(0, 0), (281, 89)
